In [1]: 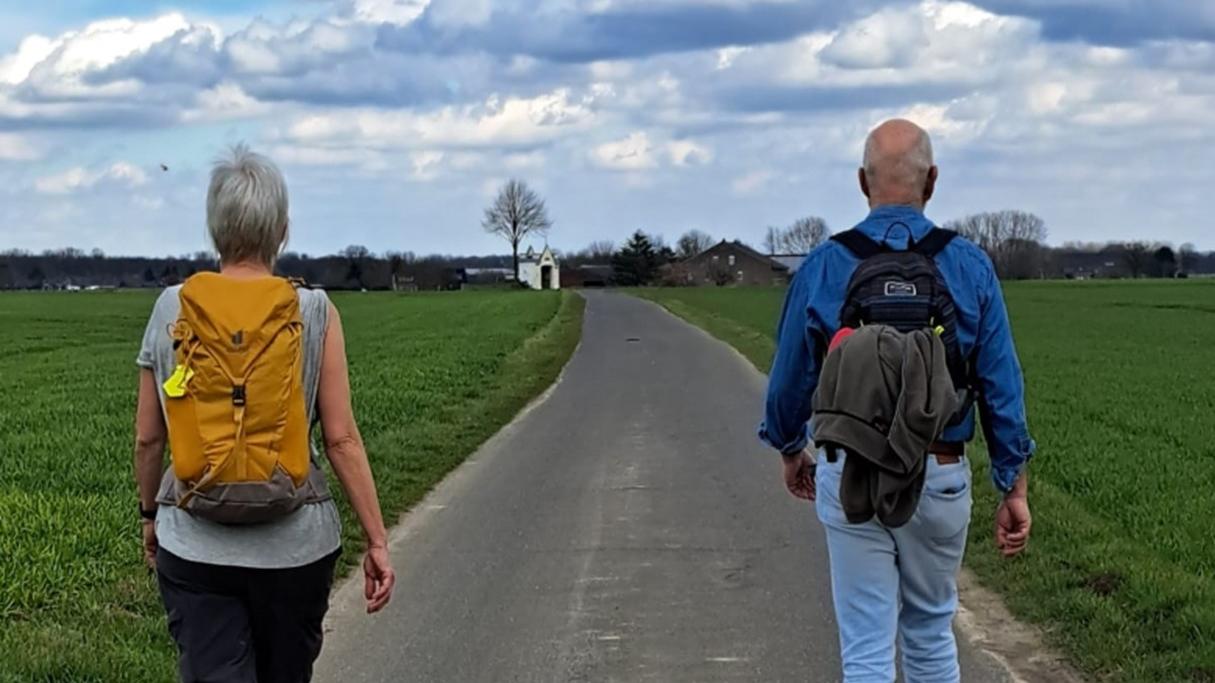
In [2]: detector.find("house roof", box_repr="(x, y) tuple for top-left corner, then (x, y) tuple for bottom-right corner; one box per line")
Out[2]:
(520, 245), (558, 264)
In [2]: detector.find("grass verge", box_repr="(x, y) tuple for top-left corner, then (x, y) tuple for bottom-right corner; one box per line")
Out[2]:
(630, 281), (1215, 683)
(0, 289), (584, 682)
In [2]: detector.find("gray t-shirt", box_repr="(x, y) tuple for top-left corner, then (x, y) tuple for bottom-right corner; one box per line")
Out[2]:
(137, 283), (342, 569)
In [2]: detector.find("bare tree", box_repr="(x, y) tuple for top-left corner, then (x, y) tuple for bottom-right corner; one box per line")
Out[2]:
(763, 226), (781, 255)
(945, 210), (1048, 279)
(763, 217), (829, 255)
(586, 240), (616, 262)
(782, 217), (829, 253)
(342, 245), (371, 289)
(1180, 243), (1199, 274)
(1121, 242), (1151, 278)
(482, 179), (552, 281)
(676, 230), (714, 259)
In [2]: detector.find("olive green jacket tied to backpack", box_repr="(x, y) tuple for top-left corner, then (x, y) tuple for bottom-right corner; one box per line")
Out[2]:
(812, 324), (960, 527)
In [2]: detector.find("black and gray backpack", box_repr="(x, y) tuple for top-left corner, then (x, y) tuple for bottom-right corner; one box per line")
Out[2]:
(831, 226), (974, 425)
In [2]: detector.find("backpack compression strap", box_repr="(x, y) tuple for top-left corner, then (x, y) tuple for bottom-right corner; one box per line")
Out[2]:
(911, 228), (958, 258)
(830, 230), (884, 259)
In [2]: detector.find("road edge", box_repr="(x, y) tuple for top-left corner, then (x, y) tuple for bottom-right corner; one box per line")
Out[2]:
(323, 291), (587, 626)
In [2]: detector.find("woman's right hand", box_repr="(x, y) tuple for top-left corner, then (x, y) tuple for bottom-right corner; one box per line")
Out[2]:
(363, 545), (395, 613)
(319, 304), (397, 613)
(142, 519), (159, 570)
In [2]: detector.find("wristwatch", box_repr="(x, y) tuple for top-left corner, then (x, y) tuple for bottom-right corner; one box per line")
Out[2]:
(139, 503), (158, 521)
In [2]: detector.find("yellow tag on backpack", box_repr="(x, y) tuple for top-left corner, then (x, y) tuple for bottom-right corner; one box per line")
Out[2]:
(163, 273), (311, 524)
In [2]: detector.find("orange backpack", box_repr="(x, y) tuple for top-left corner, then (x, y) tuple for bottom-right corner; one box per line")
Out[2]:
(161, 273), (312, 524)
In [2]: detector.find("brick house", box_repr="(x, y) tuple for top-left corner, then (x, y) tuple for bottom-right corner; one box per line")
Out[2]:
(680, 240), (793, 286)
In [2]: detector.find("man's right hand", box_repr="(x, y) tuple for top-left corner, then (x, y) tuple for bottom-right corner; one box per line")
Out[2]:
(995, 472), (1031, 557)
(782, 451), (816, 502)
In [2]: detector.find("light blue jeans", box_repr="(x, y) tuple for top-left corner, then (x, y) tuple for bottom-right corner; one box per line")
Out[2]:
(815, 452), (973, 683)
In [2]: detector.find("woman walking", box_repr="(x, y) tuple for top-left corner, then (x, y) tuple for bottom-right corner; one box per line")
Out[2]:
(133, 145), (395, 683)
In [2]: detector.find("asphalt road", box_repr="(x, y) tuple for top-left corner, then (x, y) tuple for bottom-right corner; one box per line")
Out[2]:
(314, 291), (1014, 682)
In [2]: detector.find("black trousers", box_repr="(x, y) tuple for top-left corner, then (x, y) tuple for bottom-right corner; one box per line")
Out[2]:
(156, 547), (340, 683)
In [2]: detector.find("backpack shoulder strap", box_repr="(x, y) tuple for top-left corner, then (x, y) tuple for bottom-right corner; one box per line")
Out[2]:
(911, 228), (958, 258)
(830, 230), (884, 259)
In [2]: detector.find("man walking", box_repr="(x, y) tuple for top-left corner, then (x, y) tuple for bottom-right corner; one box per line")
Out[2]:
(760, 119), (1034, 682)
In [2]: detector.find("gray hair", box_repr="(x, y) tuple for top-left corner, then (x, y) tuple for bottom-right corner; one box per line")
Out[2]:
(207, 144), (289, 266)
(862, 125), (934, 190)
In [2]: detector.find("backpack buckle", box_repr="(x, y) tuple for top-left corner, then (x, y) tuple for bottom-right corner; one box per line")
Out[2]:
(232, 385), (247, 406)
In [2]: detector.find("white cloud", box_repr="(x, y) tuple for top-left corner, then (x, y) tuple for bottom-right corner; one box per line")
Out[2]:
(731, 169), (773, 195)
(667, 139), (712, 166)
(504, 151), (545, 169)
(35, 162), (148, 195)
(716, 46), (750, 70)
(896, 103), (987, 144)
(590, 131), (656, 170)
(590, 133), (709, 171)
(410, 150), (444, 180)
(284, 89), (594, 150)
(425, 0), (493, 29)
(183, 82), (269, 122)
(349, 0), (432, 26)
(819, 6), (928, 69)
(735, 1), (1037, 91)
(231, 18), (367, 75)
(0, 35), (56, 85)
(8, 14), (199, 98)
(0, 133), (40, 161)
(268, 146), (379, 167)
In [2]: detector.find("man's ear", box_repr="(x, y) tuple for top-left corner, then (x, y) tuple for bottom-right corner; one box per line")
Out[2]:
(859, 168), (870, 199)
(923, 166), (938, 204)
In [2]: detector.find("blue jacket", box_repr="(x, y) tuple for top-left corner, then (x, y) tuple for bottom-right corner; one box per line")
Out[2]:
(759, 205), (1035, 492)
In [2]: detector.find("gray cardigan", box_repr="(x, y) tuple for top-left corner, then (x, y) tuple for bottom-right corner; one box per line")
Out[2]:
(811, 324), (960, 527)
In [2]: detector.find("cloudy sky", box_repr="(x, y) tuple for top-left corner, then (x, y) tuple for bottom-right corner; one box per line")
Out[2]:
(0, 0), (1211, 257)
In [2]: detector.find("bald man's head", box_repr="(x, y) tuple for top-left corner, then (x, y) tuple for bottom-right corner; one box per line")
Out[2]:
(859, 119), (938, 210)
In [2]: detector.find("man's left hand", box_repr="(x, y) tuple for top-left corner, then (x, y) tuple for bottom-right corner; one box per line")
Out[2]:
(782, 451), (816, 502)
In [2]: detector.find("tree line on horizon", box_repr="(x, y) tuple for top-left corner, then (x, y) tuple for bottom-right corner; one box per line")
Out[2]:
(2, 179), (1212, 290)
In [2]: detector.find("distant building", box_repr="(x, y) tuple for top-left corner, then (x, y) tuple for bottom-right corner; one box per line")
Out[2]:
(561, 264), (613, 288)
(681, 240), (791, 286)
(518, 246), (561, 290)
(465, 267), (515, 287)
(769, 254), (807, 274)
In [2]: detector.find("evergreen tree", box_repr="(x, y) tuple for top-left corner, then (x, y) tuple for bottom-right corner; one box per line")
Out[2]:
(612, 230), (662, 286)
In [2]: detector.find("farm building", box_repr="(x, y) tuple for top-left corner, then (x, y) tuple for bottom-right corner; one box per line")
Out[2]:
(518, 246), (560, 290)
(680, 240), (793, 286)
(561, 264), (614, 288)
(769, 254), (807, 273)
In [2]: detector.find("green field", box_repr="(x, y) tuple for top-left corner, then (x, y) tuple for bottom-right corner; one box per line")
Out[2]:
(633, 281), (1215, 683)
(0, 289), (583, 682)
